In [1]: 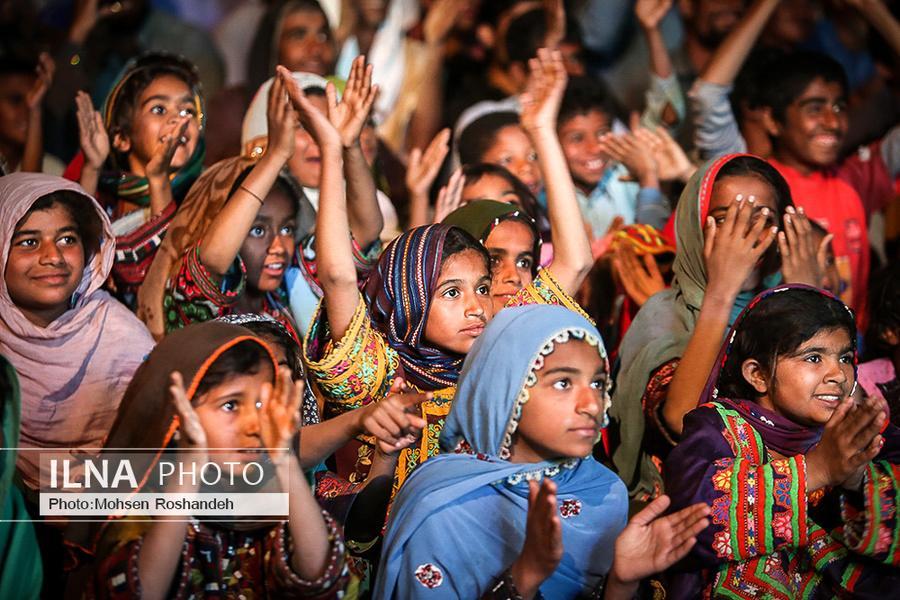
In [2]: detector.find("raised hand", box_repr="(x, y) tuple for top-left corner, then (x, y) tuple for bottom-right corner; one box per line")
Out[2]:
(635, 0), (673, 31)
(406, 128), (450, 199)
(144, 118), (190, 181)
(279, 65), (342, 152)
(519, 48), (568, 134)
(599, 131), (660, 188)
(25, 52), (55, 110)
(778, 205), (831, 287)
(510, 479), (563, 598)
(703, 196), (778, 300)
(327, 55), (379, 148)
(632, 126), (695, 183)
(613, 245), (666, 307)
(542, 0), (566, 48)
(265, 70), (298, 161)
(360, 377), (429, 455)
(259, 367), (304, 457)
(806, 394), (887, 492)
(433, 167), (465, 223)
(423, 0), (466, 45)
(75, 90), (109, 170)
(609, 495), (709, 587)
(169, 372), (208, 450)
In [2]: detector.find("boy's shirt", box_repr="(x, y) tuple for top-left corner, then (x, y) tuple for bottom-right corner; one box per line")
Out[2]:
(574, 163), (670, 240)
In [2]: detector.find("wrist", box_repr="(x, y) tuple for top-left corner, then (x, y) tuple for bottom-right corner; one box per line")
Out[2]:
(638, 172), (659, 189)
(604, 567), (639, 600)
(509, 560), (540, 599)
(703, 282), (741, 306)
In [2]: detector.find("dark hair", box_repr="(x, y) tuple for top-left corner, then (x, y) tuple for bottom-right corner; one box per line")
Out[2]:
(864, 263), (900, 360)
(193, 341), (272, 400)
(240, 320), (304, 381)
(231, 167), (301, 218)
(441, 226), (491, 274)
(502, 8), (546, 67)
(559, 76), (622, 127)
(460, 163), (541, 222)
(0, 55), (36, 79)
(21, 191), (103, 258)
(718, 288), (856, 401)
(457, 111), (521, 166)
(107, 53), (201, 168)
(757, 51), (848, 124)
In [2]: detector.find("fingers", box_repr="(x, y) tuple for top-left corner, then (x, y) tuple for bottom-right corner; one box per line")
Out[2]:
(630, 493), (671, 526)
(702, 216), (717, 260)
(816, 233), (834, 270)
(642, 251), (663, 282)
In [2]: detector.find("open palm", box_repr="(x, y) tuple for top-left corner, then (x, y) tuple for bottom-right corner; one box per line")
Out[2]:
(327, 55), (378, 148)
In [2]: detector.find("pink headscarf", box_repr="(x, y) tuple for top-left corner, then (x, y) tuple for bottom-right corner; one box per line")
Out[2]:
(0, 173), (154, 490)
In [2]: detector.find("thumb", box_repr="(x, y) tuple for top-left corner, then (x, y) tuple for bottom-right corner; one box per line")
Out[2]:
(630, 494), (671, 526)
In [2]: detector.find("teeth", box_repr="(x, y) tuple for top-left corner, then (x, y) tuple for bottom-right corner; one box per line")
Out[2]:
(267, 263), (284, 270)
(586, 159), (603, 169)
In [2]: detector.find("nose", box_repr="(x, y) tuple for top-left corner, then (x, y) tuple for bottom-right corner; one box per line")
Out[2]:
(496, 258), (522, 287)
(241, 403), (262, 439)
(821, 105), (840, 130)
(513, 159), (538, 187)
(39, 241), (64, 265)
(824, 356), (849, 387)
(268, 233), (286, 256)
(464, 290), (485, 319)
(576, 385), (602, 419)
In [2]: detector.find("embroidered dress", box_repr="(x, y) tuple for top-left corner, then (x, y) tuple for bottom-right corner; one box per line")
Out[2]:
(304, 267), (589, 490)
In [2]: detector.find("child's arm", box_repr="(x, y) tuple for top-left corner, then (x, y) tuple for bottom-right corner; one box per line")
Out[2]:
(198, 72), (295, 277)
(662, 198), (777, 436)
(405, 129), (451, 229)
(144, 118), (191, 218)
(20, 53), (54, 173)
(847, 0), (900, 59)
(635, 0), (685, 131)
(74, 91), (109, 196)
(520, 49), (593, 294)
(329, 55), (383, 249)
(282, 67), (357, 342)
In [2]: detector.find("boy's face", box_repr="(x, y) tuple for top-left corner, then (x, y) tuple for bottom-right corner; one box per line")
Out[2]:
(278, 9), (336, 77)
(0, 73), (35, 148)
(120, 74), (200, 174)
(772, 77), (847, 172)
(558, 110), (611, 190)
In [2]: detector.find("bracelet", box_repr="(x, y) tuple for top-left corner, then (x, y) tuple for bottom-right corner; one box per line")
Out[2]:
(240, 184), (265, 206)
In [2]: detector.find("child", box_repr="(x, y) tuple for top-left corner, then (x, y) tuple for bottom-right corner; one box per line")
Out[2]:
(859, 263), (900, 420)
(87, 321), (355, 598)
(69, 52), (206, 307)
(0, 53), (57, 175)
(0, 173), (154, 491)
(665, 285), (900, 598)
(376, 304), (710, 599)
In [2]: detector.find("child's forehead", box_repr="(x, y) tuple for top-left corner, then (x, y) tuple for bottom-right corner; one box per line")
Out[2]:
(139, 73), (193, 99)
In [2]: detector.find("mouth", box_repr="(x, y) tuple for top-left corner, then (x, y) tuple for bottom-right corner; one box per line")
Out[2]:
(262, 261), (285, 277)
(459, 324), (485, 337)
(582, 158), (605, 172)
(811, 133), (840, 148)
(569, 425), (600, 438)
(813, 393), (843, 409)
(32, 272), (71, 285)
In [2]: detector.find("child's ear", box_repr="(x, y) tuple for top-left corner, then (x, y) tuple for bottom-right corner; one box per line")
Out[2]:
(760, 107), (782, 138)
(112, 131), (131, 154)
(741, 358), (769, 395)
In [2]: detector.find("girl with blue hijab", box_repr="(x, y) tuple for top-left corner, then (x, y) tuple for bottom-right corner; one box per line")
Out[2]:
(375, 305), (710, 599)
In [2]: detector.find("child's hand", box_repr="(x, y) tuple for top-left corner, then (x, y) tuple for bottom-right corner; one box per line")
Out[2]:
(327, 55), (379, 149)
(805, 394), (887, 492)
(612, 245), (666, 307)
(632, 126), (695, 183)
(424, 0), (465, 46)
(25, 52), (55, 110)
(703, 196), (778, 300)
(635, 0), (673, 31)
(360, 377), (429, 455)
(279, 65), (342, 152)
(260, 367), (304, 458)
(542, 0), (566, 48)
(75, 90), (109, 170)
(519, 48), (567, 134)
(509, 479), (563, 597)
(609, 495), (709, 586)
(169, 372), (208, 450)
(266, 70), (298, 162)
(778, 206), (830, 287)
(432, 167), (465, 223)
(406, 128), (450, 199)
(600, 130), (659, 188)
(144, 117), (190, 182)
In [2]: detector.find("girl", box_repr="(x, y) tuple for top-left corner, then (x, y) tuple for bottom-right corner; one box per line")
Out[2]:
(665, 285), (900, 598)
(0, 173), (154, 491)
(457, 110), (542, 197)
(69, 53), (205, 307)
(86, 321), (355, 598)
(376, 305), (710, 599)
(293, 53), (591, 491)
(611, 153), (828, 504)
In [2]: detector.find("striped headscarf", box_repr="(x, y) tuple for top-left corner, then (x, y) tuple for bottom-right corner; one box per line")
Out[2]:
(363, 224), (465, 390)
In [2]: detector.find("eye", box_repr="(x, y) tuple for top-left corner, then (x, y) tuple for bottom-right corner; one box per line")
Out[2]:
(248, 225), (266, 239)
(279, 224), (296, 237)
(497, 156), (512, 166)
(59, 234), (80, 246)
(714, 216), (727, 226)
(527, 151), (538, 162)
(476, 283), (491, 295)
(14, 237), (37, 248)
(552, 378), (571, 390)
(516, 256), (533, 270)
(590, 378), (607, 391)
(804, 354), (821, 363)
(568, 133), (584, 143)
(839, 353), (853, 364)
(221, 400), (238, 412)
(150, 104), (166, 115)
(178, 106), (197, 118)
(442, 287), (460, 299)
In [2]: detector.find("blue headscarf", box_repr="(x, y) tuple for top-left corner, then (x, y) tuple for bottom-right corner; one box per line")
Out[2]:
(375, 305), (628, 599)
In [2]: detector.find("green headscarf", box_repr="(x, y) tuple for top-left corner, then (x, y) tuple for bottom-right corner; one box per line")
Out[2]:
(0, 355), (42, 599)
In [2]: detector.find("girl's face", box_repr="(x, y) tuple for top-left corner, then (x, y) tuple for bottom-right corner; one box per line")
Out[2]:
(707, 174), (779, 291)
(424, 248), (493, 355)
(750, 327), (855, 427)
(277, 8), (336, 77)
(461, 174), (522, 206)
(287, 93), (327, 189)
(484, 219), (535, 312)
(193, 361), (274, 466)
(480, 126), (541, 196)
(240, 188), (296, 293)
(122, 74), (201, 174)
(5, 203), (85, 327)
(509, 339), (608, 463)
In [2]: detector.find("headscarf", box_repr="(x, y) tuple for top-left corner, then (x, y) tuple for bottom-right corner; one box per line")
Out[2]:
(702, 285), (857, 456)
(609, 224), (675, 256)
(67, 322), (277, 558)
(442, 200), (541, 277)
(609, 153), (783, 500)
(0, 173), (155, 490)
(376, 305), (627, 599)
(0, 356), (42, 598)
(98, 52), (206, 210)
(363, 224), (468, 390)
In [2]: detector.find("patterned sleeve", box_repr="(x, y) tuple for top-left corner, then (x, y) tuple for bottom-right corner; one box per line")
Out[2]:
(92, 537), (146, 599)
(303, 292), (398, 415)
(505, 268), (592, 322)
(111, 201), (177, 297)
(266, 512), (358, 599)
(642, 358), (681, 447)
(295, 234), (383, 295)
(162, 242), (245, 332)
(836, 459), (900, 566)
(665, 403), (811, 567)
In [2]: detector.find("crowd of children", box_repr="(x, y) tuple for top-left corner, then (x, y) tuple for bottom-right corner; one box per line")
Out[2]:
(1, 0), (899, 598)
